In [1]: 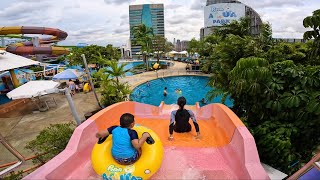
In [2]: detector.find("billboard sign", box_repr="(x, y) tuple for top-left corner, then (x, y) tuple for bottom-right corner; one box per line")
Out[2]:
(204, 3), (246, 27)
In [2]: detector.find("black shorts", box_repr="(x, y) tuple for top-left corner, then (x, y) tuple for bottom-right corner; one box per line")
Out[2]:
(174, 123), (191, 133)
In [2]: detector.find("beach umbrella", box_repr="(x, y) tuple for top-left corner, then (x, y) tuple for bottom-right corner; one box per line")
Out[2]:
(6, 80), (60, 100)
(52, 69), (84, 81)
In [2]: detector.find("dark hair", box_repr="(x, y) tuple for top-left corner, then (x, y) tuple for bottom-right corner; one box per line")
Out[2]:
(164, 87), (167, 90)
(177, 96), (186, 109)
(120, 113), (135, 128)
(69, 79), (72, 82)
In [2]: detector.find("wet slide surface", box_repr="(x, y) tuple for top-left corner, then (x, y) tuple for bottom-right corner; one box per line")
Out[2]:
(0, 26), (69, 55)
(104, 117), (230, 148)
(24, 102), (270, 180)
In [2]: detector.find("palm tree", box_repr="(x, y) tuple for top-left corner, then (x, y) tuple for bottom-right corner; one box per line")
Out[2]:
(104, 60), (130, 85)
(131, 24), (154, 70)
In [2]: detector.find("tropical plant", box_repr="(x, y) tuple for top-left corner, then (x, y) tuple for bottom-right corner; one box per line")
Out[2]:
(25, 123), (75, 165)
(303, 9), (320, 64)
(69, 45), (121, 66)
(104, 60), (130, 85)
(152, 35), (166, 63)
(93, 60), (131, 107)
(214, 17), (251, 39)
(2, 171), (24, 180)
(197, 10), (320, 175)
(131, 24), (154, 69)
(187, 38), (200, 57)
(164, 41), (174, 54)
(99, 78), (131, 107)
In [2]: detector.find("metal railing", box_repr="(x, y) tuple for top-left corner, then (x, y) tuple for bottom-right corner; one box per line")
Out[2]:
(119, 69), (207, 86)
(0, 133), (25, 176)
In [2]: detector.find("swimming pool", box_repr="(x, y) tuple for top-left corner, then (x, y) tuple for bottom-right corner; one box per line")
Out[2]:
(130, 76), (233, 107)
(120, 61), (172, 76)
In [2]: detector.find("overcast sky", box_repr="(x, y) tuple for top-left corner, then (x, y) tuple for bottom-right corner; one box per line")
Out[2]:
(0, 0), (319, 46)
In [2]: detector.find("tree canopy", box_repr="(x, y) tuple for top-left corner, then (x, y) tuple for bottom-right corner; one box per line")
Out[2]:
(68, 44), (121, 66)
(197, 11), (320, 175)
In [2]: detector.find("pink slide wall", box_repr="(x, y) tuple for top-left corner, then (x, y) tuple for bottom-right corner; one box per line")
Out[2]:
(24, 102), (269, 180)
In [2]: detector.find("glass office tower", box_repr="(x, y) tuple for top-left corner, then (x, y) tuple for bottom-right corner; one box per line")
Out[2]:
(129, 4), (165, 56)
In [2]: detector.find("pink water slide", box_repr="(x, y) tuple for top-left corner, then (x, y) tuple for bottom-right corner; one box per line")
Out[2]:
(24, 102), (270, 179)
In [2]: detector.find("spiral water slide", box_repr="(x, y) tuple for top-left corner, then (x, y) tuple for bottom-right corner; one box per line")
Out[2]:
(0, 26), (69, 55)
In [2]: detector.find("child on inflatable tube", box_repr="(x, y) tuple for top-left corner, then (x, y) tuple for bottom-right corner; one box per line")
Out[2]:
(96, 113), (151, 165)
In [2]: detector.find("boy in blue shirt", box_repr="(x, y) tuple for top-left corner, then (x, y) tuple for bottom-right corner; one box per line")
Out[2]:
(96, 113), (150, 165)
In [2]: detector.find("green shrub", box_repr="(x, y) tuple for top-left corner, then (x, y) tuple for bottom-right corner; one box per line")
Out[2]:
(29, 66), (43, 72)
(2, 171), (24, 180)
(25, 123), (75, 165)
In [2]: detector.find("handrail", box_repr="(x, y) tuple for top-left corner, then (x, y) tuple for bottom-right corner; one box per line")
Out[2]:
(288, 153), (320, 179)
(0, 152), (48, 169)
(0, 133), (25, 176)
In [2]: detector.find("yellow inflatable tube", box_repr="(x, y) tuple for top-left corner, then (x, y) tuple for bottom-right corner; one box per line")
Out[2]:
(91, 125), (164, 180)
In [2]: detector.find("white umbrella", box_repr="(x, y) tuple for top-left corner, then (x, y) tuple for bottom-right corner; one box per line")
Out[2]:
(52, 69), (84, 81)
(168, 51), (178, 54)
(0, 50), (40, 71)
(6, 80), (60, 100)
(180, 51), (188, 54)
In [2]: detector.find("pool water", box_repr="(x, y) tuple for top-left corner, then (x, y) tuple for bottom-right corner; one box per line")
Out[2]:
(130, 76), (233, 107)
(120, 61), (171, 76)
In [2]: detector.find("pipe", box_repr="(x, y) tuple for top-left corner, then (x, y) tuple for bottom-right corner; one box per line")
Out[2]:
(64, 88), (81, 126)
(9, 69), (20, 88)
(81, 54), (104, 109)
(0, 133), (25, 176)
(0, 152), (48, 169)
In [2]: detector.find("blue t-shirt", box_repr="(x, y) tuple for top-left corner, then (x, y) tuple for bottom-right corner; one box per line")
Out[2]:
(107, 126), (139, 159)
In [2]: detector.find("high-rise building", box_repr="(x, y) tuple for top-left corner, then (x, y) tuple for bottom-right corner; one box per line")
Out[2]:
(200, 0), (262, 39)
(180, 40), (189, 51)
(175, 39), (181, 51)
(129, 4), (165, 56)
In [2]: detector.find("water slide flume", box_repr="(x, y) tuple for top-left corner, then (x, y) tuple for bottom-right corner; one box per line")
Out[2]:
(0, 26), (69, 55)
(24, 102), (270, 180)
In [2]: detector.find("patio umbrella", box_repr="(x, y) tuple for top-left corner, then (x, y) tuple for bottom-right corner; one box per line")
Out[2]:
(52, 69), (84, 81)
(6, 80), (60, 100)
(168, 51), (178, 55)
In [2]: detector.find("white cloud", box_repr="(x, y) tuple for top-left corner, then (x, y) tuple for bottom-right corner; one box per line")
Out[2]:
(0, 0), (319, 46)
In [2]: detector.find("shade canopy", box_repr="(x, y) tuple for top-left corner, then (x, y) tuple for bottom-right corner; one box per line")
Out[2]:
(179, 51), (188, 54)
(168, 51), (178, 54)
(52, 69), (84, 81)
(0, 50), (40, 71)
(6, 80), (60, 100)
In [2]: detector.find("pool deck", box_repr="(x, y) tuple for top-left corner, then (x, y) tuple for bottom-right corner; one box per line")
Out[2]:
(119, 60), (209, 90)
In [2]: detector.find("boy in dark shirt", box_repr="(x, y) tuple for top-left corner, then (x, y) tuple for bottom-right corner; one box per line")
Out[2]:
(96, 113), (150, 165)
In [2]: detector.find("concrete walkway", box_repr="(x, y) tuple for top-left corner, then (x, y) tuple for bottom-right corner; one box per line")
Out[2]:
(0, 92), (100, 172)
(119, 60), (207, 90)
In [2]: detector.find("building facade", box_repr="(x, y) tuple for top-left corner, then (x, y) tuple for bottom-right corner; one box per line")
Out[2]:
(201, 0), (262, 39)
(129, 4), (165, 56)
(175, 39), (189, 52)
